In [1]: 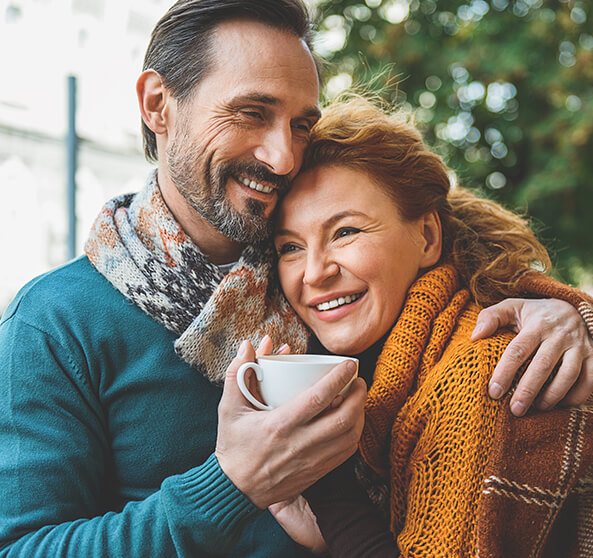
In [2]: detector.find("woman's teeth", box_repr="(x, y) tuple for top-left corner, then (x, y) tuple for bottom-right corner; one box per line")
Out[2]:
(316, 292), (363, 312)
(239, 176), (274, 194)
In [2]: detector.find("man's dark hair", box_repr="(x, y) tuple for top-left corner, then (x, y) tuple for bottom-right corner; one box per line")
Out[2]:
(141, 0), (318, 162)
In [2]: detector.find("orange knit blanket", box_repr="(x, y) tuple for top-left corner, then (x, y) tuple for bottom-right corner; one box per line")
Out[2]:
(359, 264), (593, 557)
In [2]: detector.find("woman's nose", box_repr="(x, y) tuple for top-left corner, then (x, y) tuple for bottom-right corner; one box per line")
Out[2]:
(303, 253), (340, 286)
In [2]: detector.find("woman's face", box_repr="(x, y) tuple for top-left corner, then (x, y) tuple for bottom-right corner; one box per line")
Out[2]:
(275, 165), (441, 355)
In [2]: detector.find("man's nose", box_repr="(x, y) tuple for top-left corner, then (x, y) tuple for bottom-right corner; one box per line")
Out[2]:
(303, 252), (340, 286)
(253, 123), (296, 177)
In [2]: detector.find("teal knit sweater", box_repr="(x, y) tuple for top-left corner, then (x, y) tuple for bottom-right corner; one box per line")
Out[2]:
(0, 256), (300, 557)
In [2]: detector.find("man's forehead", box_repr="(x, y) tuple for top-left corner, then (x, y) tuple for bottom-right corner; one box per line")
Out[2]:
(210, 20), (318, 83)
(196, 21), (320, 114)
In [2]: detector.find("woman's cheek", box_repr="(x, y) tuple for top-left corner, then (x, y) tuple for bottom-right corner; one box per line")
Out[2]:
(278, 261), (301, 308)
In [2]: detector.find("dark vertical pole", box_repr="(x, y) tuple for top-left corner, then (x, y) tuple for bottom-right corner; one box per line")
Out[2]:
(66, 75), (78, 261)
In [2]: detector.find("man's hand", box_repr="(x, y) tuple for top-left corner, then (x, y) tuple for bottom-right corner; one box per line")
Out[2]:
(215, 339), (366, 509)
(269, 496), (327, 555)
(473, 298), (593, 416)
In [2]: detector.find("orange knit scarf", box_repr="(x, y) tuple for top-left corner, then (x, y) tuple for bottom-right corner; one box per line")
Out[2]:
(360, 264), (514, 555)
(359, 265), (593, 556)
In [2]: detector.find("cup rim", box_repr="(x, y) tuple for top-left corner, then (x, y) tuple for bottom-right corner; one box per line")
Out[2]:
(257, 354), (358, 364)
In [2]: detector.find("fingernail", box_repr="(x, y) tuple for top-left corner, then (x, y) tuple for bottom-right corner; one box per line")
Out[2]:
(472, 324), (483, 338)
(331, 395), (344, 409)
(275, 343), (289, 354)
(238, 340), (249, 357)
(489, 382), (504, 399)
(346, 360), (356, 373)
(511, 401), (526, 416)
(539, 400), (550, 411)
(259, 334), (271, 347)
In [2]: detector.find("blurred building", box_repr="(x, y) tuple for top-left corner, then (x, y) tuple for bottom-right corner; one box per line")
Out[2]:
(0, 0), (185, 310)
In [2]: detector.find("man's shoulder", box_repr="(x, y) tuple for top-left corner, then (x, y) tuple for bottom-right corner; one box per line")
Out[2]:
(2, 256), (115, 322)
(0, 256), (156, 343)
(1, 255), (172, 363)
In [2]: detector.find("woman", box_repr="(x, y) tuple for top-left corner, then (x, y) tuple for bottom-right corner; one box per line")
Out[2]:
(270, 97), (593, 556)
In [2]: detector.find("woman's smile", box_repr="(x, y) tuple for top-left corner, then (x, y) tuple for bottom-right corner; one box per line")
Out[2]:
(275, 165), (440, 355)
(308, 290), (367, 319)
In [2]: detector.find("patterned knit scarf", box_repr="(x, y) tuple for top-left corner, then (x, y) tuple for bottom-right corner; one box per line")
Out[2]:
(84, 170), (309, 384)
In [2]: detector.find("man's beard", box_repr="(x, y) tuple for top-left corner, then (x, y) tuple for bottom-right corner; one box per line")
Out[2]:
(166, 126), (290, 245)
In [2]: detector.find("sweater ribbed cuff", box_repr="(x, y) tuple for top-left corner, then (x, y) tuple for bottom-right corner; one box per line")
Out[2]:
(179, 454), (260, 527)
(161, 454), (262, 553)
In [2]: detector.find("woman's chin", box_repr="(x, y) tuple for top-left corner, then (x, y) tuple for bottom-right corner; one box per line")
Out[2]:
(318, 336), (373, 357)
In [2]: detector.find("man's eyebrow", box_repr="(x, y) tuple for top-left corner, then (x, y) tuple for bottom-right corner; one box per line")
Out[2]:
(230, 94), (321, 119)
(275, 211), (367, 238)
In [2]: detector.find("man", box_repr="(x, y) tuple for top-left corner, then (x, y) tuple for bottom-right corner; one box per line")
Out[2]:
(1, 1), (591, 556)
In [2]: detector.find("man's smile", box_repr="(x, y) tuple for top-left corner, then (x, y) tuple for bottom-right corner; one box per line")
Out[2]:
(236, 175), (276, 194)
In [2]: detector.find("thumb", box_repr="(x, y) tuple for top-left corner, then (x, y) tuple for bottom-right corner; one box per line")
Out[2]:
(221, 339), (257, 406)
(472, 300), (517, 341)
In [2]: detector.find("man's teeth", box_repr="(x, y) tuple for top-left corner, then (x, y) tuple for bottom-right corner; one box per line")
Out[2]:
(316, 293), (363, 312)
(240, 176), (274, 194)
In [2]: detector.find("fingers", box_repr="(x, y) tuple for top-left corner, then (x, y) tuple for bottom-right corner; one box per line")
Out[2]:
(275, 343), (291, 355)
(220, 339), (257, 408)
(560, 354), (593, 407)
(289, 378), (366, 452)
(472, 299), (522, 341)
(256, 335), (290, 357)
(534, 349), (582, 410)
(256, 334), (274, 358)
(508, 340), (563, 416)
(278, 359), (361, 425)
(488, 331), (539, 401)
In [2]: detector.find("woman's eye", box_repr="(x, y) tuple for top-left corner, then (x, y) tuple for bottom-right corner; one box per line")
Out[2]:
(335, 227), (361, 239)
(277, 243), (300, 255)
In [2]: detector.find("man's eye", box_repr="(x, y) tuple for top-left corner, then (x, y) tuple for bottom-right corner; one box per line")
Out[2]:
(292, 121), (311, 132)
(241, 110), (263, 120)
(335, 227), (361, 239)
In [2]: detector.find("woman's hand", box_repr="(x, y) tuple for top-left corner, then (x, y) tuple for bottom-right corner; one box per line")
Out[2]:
(269, 496), (327, 555)
(472, 298), (593, 416)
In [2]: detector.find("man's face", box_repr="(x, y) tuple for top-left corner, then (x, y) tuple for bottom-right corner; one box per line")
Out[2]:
(166, 19), (320, 244)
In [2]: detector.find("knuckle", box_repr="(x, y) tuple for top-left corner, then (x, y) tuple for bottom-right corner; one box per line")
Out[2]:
(333, 413), (349, 435)
(515, 385), (538, 402)
(307, 391), (325, 413)
(505, 343), (530, 363)
(535, 354), (558, 372)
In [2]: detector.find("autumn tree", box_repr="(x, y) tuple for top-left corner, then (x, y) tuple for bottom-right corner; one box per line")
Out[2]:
(314, 0), (593, 284)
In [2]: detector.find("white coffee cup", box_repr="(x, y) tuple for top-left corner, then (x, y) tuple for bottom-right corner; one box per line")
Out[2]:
(236, 354), (359, 410)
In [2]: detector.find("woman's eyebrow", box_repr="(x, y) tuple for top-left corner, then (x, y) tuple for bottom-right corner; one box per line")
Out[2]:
(275, 210), (368, 238)
(323, 210), (368, 228)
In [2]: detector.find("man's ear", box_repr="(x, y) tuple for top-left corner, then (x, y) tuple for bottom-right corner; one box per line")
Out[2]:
(136, 69), (173, 135)
(419, 210), (442, 268)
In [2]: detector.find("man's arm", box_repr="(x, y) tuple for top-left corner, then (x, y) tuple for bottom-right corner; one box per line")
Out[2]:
(0, 314), (261, 557)
(474, 298), (593, 416)
(0, 315), (365, 557)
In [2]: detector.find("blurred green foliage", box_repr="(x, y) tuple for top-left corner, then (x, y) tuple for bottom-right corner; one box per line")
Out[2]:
(314, 0), (593, 285)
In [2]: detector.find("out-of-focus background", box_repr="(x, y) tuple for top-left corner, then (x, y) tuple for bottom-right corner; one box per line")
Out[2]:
(1, 0), (592, 312)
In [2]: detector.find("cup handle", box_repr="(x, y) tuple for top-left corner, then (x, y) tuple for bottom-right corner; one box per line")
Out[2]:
(236, 362), (273, 411)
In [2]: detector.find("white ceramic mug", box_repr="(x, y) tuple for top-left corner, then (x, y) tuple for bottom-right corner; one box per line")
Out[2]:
(236, 354), (359, 410)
